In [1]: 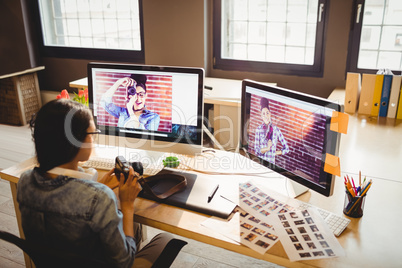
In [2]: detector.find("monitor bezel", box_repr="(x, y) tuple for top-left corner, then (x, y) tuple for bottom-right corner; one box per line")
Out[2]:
(87, 62), (204, 151)
(240, 79), (342, 197)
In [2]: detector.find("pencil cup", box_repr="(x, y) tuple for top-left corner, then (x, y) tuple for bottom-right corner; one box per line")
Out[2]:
(343, 192), (366, 218)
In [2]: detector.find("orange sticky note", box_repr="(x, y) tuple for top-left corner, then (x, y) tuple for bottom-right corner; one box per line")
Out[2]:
(330, 111), (349, 134)
(324, 153), (340, 176)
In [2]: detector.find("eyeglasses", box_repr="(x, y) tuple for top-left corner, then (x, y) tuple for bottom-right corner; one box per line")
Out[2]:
(86, 129), (101, 141)
(86, 129), (101, 135)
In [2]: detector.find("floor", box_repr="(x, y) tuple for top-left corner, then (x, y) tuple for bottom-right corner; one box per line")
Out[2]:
(0, 124), (282, 268)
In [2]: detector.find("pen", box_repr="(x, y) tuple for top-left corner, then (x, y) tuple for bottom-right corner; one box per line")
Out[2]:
(208, 184), (219, 203)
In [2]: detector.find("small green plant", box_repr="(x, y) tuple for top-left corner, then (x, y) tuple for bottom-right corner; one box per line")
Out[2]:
(163, 156), (180, 168)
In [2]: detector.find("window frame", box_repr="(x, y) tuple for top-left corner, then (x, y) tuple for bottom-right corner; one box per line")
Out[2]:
(212, 0), (329, 77)
(32, 0), (145, 63)
(347, 0), (402, 75)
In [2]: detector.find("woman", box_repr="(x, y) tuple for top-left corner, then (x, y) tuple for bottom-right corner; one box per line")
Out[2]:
(254, 97), (289, 164)
(17, 99), (174, 267)
(100, 74), (160, 130)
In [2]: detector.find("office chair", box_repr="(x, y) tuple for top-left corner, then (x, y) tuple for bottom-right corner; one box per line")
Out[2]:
(0, 230), (187, 268)
(0, 230), (109, 268)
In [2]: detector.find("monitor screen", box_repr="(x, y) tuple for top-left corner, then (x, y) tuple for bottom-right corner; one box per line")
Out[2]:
(88, 62), (204, 155)
(240, 80), (342, 197)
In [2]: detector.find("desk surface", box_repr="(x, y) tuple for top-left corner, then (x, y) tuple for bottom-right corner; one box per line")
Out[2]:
(2, 89), (402, 267)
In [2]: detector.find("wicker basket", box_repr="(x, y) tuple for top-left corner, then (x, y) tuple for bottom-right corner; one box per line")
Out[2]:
(0, 67), (44, 126)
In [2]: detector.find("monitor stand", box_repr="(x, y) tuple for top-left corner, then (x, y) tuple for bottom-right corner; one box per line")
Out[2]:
(286, 179), (309, 198)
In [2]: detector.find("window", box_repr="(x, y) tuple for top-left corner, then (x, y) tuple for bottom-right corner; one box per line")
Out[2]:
(348, 0), (402, 74)
(213, 0), (328, 77)
(35, 0), (144, 61)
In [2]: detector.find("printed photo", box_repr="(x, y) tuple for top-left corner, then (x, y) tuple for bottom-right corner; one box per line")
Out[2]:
(257, 192), (268, 198)
(279, 214), (287, 221)
(310, 225), (319, 232)
(275, 201), (284, 206)
(252, 227), (266, 236)
(259, 200), (270, 206)
(294, 243), (303, 251)
(260, 210), (270, 217)
(264, 233), (278, 241)
(302, 234), (312, 241)
(307, 242), (316, 249)
(300, 252), (312, 258)
(294, 220), (305, 225)
(289, 212), (298, 218)
(241, 223), (253, 230)
(289, 236), (299, 242)
(248, 216), (261, 223)
(284, 205), (294, 210)
(282, 221), (290, 228)
(301, 210), (310, 217)
(313, 251), (325, 257)
(253, 205), (262, 211)
(244, 233), (257, 242)
(255, 240), (270, 249)
(239, 211), (249, 217)
(278, 208), (288, 213)
(260, 222), (273, 229)
(251, 196), (260, 202)
(298, 227), (307, 234)
(320, 241), (330, 248)
(325, 249), (335, 256)
(243, 200), (253, 206)
(243, 183), (252, 188)
(315, 233), (324, 240)
(306, 217), (314, 224)
(286, 228), (294, 235)
(251, 187), (259, 193)
(268, 205), (279, 211)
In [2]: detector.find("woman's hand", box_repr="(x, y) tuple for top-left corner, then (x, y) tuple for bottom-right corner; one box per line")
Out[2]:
(98, 168), (119, 189)
(117, 166), (141, 237)
(119, 166), (142, 213)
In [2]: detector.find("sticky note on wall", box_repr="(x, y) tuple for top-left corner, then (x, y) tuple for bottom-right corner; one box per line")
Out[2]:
(330, 111), (349, 134)
(324, 153), (340, 176)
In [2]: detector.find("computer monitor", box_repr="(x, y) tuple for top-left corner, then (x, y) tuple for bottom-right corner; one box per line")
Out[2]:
(88, 62), (204, 155)
(240, 79), (342, 197)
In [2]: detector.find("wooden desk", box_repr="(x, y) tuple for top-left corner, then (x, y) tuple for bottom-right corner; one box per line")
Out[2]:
(4, 89), (402, 267)
(69, 77), (276, 149)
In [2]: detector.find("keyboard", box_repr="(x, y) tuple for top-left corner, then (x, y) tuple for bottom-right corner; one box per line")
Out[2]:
(296, 202), (350, 237)
(81, 157), (161, 176)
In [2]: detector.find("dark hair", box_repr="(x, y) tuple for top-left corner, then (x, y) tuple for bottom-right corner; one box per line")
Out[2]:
(128, 74), (147, 96)
(30, 99), (93, 172)
(260, 97), (270, 111)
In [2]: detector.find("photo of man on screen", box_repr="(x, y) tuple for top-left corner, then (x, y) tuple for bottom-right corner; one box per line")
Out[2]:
(254, 97), (289, 164)
(100, 74), (160, 130)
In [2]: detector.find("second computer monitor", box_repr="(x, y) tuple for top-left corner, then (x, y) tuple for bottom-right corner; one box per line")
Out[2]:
(88, 62), (204, 155)
(240, 79), (342, 197)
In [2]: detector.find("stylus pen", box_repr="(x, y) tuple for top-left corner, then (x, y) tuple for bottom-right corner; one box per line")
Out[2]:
(208, 184), (219, 203)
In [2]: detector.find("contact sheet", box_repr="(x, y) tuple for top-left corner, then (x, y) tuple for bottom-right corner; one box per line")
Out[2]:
(202, 181), (345, 261)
